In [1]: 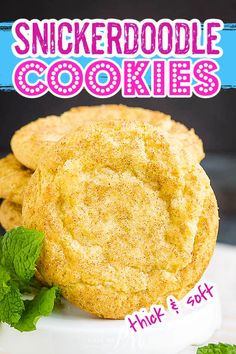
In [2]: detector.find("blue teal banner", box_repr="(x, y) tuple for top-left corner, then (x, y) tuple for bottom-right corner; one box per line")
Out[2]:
(0, 21), (235, 95)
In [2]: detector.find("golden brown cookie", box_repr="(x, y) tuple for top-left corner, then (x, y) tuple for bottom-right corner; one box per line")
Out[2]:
(173, 187), (218, 299)
(0, 154), (32, 204)
(11, 115), (72, 170)
(63, 105), (204, 163)
(22, 120), (217, 319)
(11, 105), (204, 170)
(0, 200), (22, 231)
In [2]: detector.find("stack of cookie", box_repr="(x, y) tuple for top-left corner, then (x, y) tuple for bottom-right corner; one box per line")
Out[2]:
(0, 104), (204, 231)
(0, 105), (219, 319)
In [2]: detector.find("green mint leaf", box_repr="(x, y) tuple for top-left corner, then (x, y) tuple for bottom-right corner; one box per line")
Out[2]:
(0, 284), (24, 326)
(1, 227), (44, 284)
(197, 343), (236, 353)
(0, 265), (11, 301)
(0, 227), (60, 332)
(14, 286), (59, 332)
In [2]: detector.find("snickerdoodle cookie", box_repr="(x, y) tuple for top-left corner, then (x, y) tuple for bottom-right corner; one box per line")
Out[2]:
(11, 115), (70, 170)
(0, 200), (22, 231)
(11, 105), (204, 170)
(0, 154), (32, 204)
(22, 120), (217, 319)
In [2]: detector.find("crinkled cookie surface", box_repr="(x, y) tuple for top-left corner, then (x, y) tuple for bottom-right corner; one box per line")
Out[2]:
(11, 105), (204, 170)
(22, 120), (217, 319)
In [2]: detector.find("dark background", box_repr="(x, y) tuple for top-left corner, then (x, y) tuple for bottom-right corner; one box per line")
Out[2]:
(0, 0), (235, 243)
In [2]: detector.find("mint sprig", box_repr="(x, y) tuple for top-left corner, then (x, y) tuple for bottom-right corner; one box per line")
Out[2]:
(197, 343), (236, 353)
(0, 227), (60, 332)
(15, 287), (59, 332)
(0, 284), (24, 325)
(1, 227), (44, 284)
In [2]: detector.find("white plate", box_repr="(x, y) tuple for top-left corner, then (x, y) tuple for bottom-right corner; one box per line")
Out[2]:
(0, 286), (221, 354)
